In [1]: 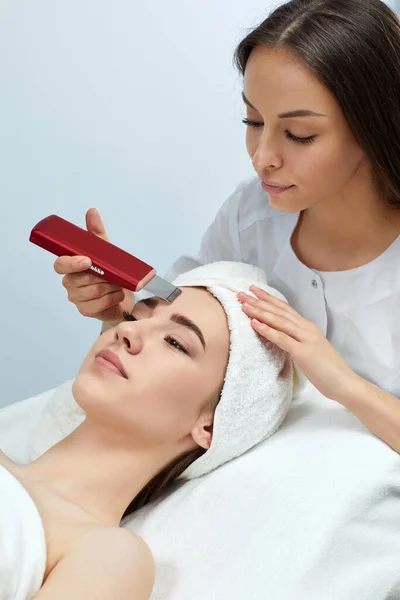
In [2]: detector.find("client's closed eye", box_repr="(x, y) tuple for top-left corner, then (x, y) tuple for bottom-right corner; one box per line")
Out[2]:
(165, 335), (189, 355)
(123, 311), (137, 322)
(122, 311), (189, 355)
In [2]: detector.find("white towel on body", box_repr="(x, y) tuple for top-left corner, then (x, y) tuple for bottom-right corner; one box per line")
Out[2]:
(0, 466), (46, 600)
(17, 380), (400, 600)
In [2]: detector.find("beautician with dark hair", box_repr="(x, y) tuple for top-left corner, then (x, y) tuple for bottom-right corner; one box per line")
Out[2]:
(55, 0), (400, 452)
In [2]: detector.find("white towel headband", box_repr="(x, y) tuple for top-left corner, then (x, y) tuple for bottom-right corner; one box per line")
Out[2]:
(173, 261), (293, 479)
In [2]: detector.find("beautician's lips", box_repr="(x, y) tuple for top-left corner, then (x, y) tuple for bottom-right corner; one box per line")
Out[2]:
(261, 180), (294, 195)
(94, 349), (128, 379)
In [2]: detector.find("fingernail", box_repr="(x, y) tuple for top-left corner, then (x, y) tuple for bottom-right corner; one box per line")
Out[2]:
(244, 302), (254, 310)
(252, 319), (262, 326)
(79, 258), (91, 268)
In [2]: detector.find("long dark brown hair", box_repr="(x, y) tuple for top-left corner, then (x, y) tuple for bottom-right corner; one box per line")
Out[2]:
(234, 0), (400, 207)
(122, 446), (205, 519)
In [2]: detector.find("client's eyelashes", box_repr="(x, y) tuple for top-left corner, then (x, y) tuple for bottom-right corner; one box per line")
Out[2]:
(122, 312), (189, 355)
(123, 311), (137, 322)
(165, 336), (189, 355)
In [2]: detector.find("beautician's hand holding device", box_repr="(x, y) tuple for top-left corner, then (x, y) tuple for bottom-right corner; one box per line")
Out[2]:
(55, 0), (400, 454)
(54, 208), (138, 326)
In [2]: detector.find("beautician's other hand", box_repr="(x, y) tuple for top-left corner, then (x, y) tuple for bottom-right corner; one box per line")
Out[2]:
(238, 286), (360, 403)
(54, 208), (134, 322)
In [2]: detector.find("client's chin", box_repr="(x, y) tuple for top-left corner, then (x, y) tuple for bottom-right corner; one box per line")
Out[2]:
(71, 370), (118, 415)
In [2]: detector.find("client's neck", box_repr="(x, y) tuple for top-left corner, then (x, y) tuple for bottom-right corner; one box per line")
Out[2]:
(25, 422), (179, 526)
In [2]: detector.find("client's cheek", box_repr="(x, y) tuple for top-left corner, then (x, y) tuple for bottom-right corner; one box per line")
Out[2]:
(76, 346), (100, 376)
(84, 334), (111, 364)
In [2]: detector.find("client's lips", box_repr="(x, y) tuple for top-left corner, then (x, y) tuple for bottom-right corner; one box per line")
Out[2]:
(261, 180), (294, 195)
(95, 349), (128, 379)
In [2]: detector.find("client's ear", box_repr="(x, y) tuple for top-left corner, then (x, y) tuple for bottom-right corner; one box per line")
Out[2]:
(190, 409), (214, 450)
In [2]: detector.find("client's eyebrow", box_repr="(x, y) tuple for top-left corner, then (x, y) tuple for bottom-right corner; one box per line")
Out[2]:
(140, 297), (159, 309)
(138, 297), (207, 350)
(241, 92), (326, 118)
(170, 314), (206, 350)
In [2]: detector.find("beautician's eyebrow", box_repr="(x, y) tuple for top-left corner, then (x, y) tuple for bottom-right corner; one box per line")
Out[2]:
(241, 92), (326, 118)
(241, 91), (257, 110)
(138, 297), (207, 350)
(278, 109), (326, 118)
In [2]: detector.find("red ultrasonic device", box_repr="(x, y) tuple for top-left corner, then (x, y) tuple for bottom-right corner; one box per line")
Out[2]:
(29, 215), (182, 302)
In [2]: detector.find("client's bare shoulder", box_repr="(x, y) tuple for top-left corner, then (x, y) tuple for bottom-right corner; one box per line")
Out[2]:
(36, 525), (155, 600)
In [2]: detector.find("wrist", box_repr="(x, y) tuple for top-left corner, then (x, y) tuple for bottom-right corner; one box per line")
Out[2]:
(335, 373), (370, 408)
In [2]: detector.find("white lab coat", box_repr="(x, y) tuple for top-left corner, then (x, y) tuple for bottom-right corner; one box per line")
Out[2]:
(166, 176), (400, 397)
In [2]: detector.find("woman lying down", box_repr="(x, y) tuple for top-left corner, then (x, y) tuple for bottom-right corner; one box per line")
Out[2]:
(0, 262), (294, 600)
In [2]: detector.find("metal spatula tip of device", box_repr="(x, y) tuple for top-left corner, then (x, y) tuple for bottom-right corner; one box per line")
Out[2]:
(145, 275), (182, 303)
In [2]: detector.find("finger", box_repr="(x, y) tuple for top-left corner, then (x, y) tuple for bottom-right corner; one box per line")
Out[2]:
(244, 288), (317, 333)
(250, 286), (300, 316)
(54, 255), (92, 275)
(67, 281), (123, 303)
(85, 208), (109, 241)
(76, 290), (126, 317)
(251, 318), (298, 354)
(238, 291), (306, 328)
(62, 271), (107, 289)
(242, 303), (305, 342)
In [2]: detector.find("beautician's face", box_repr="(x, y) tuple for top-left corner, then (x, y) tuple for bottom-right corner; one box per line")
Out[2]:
(243, 46), (365, 212)
(73, 288), (229, 452)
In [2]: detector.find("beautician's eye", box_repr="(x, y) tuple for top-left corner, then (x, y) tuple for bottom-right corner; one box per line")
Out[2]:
(123, 311), (137, 322)
(285, 130), (316, 145)
(242, 118), (316, 145)
(242, 118), (263, 128)
(165, 335), (189, 355)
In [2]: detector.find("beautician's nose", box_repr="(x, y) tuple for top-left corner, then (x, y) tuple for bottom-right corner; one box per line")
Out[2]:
(252, 132), (283, 174)
(115, 321), (143, 354)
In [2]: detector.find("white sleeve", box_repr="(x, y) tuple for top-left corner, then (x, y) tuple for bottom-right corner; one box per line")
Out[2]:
(165, 183), (244, 280)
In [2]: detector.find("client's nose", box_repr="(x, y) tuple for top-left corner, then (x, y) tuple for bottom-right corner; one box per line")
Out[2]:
(115, 321), (143, 354)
